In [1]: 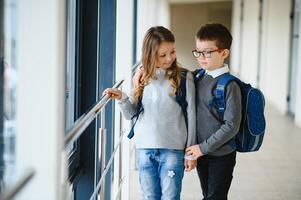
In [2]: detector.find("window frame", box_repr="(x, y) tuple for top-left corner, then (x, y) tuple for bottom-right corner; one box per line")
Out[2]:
(0, 0), (5, 192)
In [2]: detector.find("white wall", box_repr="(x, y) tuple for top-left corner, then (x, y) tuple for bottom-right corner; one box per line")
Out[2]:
(136, 0), (170, 61)
(231, 0), (291, 115)
(240, 0), (260, 85)
(230, 0), (262, 84)
(170, 2), (232, 70)
(16, 0), (65, 199)
(260, 0), (291, 114)
(230, 0), (242, 74)
(114, 1), (134, 200)
(295, 0), (301, 127)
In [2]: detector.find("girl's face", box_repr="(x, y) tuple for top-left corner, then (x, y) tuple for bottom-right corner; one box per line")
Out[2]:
(195, 39), (228, 71)
(155, 42), (176, 70)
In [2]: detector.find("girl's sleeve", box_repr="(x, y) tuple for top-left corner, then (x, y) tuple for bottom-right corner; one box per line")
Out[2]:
(117, 92), (137, 120)
(185, 71), (197, 148)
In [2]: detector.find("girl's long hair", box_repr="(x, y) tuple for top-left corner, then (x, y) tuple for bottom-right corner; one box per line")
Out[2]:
(133, 26), (182, 102)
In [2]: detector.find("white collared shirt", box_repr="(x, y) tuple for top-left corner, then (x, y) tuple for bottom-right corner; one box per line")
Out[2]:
(206, 64), (229, 78)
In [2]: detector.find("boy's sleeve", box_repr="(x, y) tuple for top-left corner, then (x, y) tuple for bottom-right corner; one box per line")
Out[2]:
(199, 81), (242, 154)
(117, 93), (137, 120)
(185, 71), (197, 148)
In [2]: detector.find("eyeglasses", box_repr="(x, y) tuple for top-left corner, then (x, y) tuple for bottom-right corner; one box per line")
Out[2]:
(192, 49), (225, 58)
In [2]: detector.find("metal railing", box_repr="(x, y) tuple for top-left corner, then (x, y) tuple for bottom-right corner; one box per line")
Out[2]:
(65, 61), (141, 200)
(89, 130), (125, 200)
(90, 61), (141, 199)
(65, 80), (124, 147)
(0, 168), (35, 200)
(132, 61), (142, 73)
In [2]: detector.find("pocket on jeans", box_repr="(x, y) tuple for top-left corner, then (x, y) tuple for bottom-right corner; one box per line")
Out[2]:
(136, 150), (153, 169)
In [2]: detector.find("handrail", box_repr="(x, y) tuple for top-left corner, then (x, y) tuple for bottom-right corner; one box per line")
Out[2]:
(64, 79), (124, 147)
(0, 169), (35, 200)
(131, 61), (142, 73)
(65, 60), (141, 148)
(90, 61), (141, 199)
(114, 176), (125, 200)
(66, 61), (141, 199)
(89, 131), (125, 200)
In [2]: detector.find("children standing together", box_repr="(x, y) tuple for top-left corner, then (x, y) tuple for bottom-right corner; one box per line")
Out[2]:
(105, 23), (241, 200)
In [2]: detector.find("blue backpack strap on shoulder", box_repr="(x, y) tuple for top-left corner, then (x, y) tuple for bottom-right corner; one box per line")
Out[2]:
(127, 96), (144, 139)
(210, 73), (241, 149)
(193, 68), (206, 82)
(175, 69), (188, 130)
(211, 73), (240, 117)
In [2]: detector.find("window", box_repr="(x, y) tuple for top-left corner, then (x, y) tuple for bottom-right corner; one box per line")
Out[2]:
(65, 0), (80, 184)
(0, 0), (18, 193)
(65, 0), (117, 199)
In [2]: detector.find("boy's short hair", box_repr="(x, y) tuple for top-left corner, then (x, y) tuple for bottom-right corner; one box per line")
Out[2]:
(196, 23), (232, 50)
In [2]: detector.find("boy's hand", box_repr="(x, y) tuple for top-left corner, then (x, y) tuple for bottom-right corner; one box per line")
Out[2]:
(184, 159), (197, 172)
(185, 145), (204, 159)
(103, 88), (122, 100)
(133, 67), (145, 88)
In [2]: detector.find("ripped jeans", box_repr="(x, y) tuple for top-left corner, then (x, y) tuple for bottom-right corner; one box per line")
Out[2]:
(136, 149), (185, 200)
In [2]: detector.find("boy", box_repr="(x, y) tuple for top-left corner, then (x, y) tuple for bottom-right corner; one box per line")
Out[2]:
(185, 23), (242, 200)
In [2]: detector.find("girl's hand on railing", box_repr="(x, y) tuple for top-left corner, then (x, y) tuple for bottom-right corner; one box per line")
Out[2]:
(103, 88), (122, 100)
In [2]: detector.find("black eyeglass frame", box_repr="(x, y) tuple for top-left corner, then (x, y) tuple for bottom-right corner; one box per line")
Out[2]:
(192, 48), (226, 58)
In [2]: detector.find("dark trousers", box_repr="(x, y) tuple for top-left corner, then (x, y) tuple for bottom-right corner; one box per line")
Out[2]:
(196, 151), (236, 200)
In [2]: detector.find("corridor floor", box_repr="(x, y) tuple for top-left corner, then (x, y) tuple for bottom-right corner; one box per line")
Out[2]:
(130, 104), (301, 200)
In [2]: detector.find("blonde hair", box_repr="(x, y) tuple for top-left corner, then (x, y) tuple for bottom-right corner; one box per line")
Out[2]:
(133, 26), (182, 102)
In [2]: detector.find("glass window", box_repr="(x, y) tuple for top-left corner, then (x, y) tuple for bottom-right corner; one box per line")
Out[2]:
(66, 0), (77, 154)
(0, 0), (18, 192)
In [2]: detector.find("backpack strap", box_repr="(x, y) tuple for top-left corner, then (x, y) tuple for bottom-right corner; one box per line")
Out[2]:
(210, 73), (240, 118)
(175, 69), (188, 130)
(210, 73), (241, 150)
(127, 96), (144, 139)
(193, 68), (206, 82)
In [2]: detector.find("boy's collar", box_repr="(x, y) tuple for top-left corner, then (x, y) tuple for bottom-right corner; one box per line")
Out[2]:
(206, 64), (229, 78)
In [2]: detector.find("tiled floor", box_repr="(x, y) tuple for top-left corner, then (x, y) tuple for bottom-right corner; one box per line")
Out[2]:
(130, 104), (301, 199)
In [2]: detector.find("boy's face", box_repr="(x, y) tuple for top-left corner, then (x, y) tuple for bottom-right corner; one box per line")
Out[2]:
(195, 39), (229, 71)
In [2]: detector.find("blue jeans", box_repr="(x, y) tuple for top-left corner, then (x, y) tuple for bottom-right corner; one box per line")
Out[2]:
(136, 149), (185, 200)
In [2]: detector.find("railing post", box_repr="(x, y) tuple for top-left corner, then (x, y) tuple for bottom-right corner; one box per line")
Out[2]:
(98, 108), (106, 200)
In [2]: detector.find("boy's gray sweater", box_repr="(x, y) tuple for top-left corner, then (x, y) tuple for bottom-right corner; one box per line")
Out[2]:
(118, 68), (196, 150)
(196, 72), (242, 156)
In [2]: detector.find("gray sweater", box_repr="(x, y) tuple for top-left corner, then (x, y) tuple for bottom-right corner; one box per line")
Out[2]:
(196, 73), (242, 156)
(118, 68), (196, 150)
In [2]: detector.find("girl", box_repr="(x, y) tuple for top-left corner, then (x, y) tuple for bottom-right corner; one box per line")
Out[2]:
(104, 26), (196, 200)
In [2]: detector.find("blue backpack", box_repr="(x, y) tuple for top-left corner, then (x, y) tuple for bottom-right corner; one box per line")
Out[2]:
(194, 69), (266, 152)
(127, 69), (188, 139)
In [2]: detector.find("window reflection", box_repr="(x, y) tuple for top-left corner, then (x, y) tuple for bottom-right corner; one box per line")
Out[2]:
(66, 0), (77, 155)
(0, 0), (18, 193)
(3, 60), (17, 178)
